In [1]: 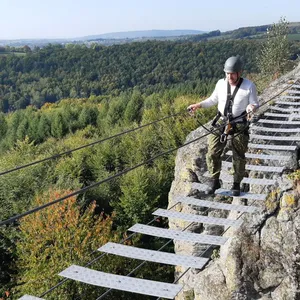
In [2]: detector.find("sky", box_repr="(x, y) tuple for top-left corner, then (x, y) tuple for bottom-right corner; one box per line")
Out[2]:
(1, 0), (300, 40)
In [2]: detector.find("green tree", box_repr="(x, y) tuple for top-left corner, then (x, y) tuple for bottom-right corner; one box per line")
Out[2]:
(16, 118), (29, 141)
(124, 90), (144, 124)
(15, 189), (117, 299)
(0, 113), (8, 139)
(37, 114), (51, 142)
(51, 112), (67, 138)
(115, 167), (159, 225)
(257, 17), (291, 76)
(78, 106), (99, 127)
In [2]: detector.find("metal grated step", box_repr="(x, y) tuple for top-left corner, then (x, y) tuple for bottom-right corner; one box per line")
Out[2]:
(222, 161), (284, 173)
(202, 170), (275, 186)
(276, 100), (300, 104)
(263, 112), (297, 118)
(215, 188), (267, 201)
(226, 150), (289, 161)
(251, 134), (300, 142)
(250, 126), (300, 133)
(191, 183), (266, 200)
(59, 265), (182, 299)
(285, 89), (300, 94)
(268, 106), (300, 113)
(289, 84), (300, 89)
(153, 208), (243, 228)
(280, 95), (300, 100)
(248, 143), (297, 151)
(98, 242), (208, 269)
(257, 119), (300, 125)
(173, 195), (260, 213)
(220, 172), (275, 186)
(129, 224), (228, 245)
(19, 296), (44, 300)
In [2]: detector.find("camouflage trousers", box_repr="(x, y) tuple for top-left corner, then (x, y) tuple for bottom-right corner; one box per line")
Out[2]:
(206, 123), (249, 183)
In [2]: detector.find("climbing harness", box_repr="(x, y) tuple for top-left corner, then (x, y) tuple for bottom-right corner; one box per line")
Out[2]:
(211, 78), (247, 143)
(187, 77), (255, 142)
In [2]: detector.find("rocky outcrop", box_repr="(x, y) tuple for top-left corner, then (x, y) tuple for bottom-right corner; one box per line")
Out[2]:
(168, 63), (300, 300)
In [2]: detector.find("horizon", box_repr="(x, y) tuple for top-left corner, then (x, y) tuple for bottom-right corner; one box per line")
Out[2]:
(1, 0), (300, 40)
(0, 29), (206, 41)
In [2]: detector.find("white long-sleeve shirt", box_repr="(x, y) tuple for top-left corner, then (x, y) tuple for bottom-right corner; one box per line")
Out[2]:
(200, 78), (259, 118)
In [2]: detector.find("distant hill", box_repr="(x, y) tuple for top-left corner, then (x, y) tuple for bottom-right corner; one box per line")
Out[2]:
(0, 30), (206, 47)
(79, 29), (206, 40)
(186, 22), (300, 42)
(1, 23), (300, 48)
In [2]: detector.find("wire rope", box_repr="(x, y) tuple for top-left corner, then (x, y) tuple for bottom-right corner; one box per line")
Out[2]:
(0, 111), (185, 177)
(15, 79), (300, 299)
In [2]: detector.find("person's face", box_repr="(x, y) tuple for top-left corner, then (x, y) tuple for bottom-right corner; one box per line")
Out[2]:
(226, 72), (241, 86)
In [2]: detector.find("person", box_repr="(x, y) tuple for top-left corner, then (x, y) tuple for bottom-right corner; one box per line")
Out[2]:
(187, 56), (259, 196)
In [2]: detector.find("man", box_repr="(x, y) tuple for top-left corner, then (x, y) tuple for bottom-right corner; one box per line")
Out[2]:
(188, 56), (259, 196)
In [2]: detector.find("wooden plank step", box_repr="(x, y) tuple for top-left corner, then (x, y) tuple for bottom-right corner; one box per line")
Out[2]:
(98, 242), (208, 269)
(173, 195), (260, 213)
(59, 265), (182, 299)
(222, 161), (284, 173)
(251, 134), (300, 141)
(153, 209), (243, 228)
(128, 224), (228, 245)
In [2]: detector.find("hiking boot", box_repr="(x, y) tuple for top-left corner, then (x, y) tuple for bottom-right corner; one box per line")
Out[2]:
(231, 182), (241, 196)
(205, 178), (221, 195)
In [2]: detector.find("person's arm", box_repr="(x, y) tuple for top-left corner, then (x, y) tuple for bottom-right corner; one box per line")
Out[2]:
(187, 81), (220, 112)
(246, 83), (259, 113)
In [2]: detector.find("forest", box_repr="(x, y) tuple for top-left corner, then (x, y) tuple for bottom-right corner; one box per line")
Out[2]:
(0, 39), (264, 112)
(0, 19), (299, 299)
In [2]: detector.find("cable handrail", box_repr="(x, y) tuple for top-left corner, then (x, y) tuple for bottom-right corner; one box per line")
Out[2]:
(84, 79), (300, 300)
(0, 79), (296, 178)
(41, 89), (300, 300)
(11, 79), (300, 299)
(2, 81), (298, 226)
(0, 111), (185, 177)
(0, 128), (213, 226)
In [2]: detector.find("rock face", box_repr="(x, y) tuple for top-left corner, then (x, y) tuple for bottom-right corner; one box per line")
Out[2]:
(168, 64), (300, 300)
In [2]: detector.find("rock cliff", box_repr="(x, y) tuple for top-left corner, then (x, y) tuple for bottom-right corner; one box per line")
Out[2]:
(168, 64), (300, 300)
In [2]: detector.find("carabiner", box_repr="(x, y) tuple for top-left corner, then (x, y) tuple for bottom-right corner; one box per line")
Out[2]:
(220, 133), (227, 143)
